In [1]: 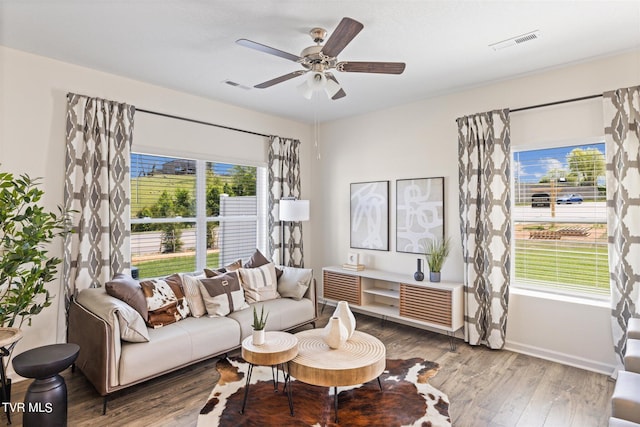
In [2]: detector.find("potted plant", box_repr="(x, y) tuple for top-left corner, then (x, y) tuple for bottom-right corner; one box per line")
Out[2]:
(426, 237), (451, 282)
(0, 170), (68, 405)
(251, 305), (269, 346)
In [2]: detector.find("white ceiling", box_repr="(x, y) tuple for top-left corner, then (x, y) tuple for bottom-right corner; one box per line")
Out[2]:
(1, 1), (640, 123)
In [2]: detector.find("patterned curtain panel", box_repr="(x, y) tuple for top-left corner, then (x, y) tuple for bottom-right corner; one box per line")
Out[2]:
(457, 109), (511, 349)
(604, 85), (640, 368)
(268, 136), (305, 267)
(63, 93), (135, 309)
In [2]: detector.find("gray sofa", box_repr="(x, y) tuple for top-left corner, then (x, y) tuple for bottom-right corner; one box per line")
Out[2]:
(68, 275), (317, 412)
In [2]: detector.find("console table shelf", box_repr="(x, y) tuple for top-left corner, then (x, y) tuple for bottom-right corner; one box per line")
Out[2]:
(323, 266), (463, 335)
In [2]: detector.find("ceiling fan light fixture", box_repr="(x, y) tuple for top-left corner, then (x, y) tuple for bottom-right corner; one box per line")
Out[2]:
(324, 77), (341, 98)
(297, 79), (315, 99)
(307, 71), (326, 89)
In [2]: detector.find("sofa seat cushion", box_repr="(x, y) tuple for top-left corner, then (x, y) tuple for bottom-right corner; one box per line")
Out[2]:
(227, 297), (314, 339)
(119, 316), (241, 386)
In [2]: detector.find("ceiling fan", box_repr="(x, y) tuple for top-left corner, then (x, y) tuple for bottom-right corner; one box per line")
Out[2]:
(236, 17), (406, 100)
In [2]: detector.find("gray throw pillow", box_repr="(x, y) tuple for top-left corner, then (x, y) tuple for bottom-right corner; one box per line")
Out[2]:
(105, 273), (148, 321)
(277, 267), (313, 300)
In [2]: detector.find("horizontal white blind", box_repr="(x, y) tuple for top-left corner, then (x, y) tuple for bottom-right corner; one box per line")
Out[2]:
(512, 142), (609, 296)
(131, 153), (259, 279)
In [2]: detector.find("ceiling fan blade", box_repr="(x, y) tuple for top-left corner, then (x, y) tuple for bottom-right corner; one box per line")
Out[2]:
(254, 71), (306, 89)
(321, 17), (364, 58)
(325, 73), (346, 100)
(236, 39), (302, 62)
(337, 61), (406, 74)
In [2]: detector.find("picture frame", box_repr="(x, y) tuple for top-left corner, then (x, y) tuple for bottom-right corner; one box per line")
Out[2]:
(350, 181), (389, 251)
(396, 177), (445, 254)
(347, 252), (360, 265)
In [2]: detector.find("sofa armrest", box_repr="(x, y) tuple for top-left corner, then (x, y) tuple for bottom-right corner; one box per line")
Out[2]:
(68, 300), (111, 396)
(68, 288), (126, 395)
(304, 277), (318, 319)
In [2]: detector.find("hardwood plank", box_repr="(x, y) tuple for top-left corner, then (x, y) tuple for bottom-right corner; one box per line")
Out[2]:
(5, 308), (613, 427)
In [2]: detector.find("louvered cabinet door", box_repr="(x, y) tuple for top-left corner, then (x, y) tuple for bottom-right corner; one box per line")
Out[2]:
(399, 284), (452, 328)
(323, 271), (361, 306)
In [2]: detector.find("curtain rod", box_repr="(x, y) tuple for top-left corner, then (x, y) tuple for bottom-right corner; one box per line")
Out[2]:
(510, 93), (602, 113)
(136, 108), (272, 138)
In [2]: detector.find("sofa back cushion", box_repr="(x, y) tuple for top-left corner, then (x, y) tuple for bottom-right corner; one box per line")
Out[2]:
(140, 275), (190, 328)
(198, 271), (249, 316)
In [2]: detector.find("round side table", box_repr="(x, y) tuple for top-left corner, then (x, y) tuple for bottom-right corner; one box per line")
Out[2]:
(12, 343), (80, 427)
(240, 331), (298, 416)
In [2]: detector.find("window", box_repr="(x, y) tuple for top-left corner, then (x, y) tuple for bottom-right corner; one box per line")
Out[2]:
(130, 153), (265, 279)
(512, 142), (608, 297)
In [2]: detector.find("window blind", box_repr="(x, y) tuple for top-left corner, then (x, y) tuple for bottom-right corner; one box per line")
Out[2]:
(512, 142), (609, 296)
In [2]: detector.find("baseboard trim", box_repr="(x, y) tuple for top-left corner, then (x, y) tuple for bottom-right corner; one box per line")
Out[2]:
(505, 340), (616, 376)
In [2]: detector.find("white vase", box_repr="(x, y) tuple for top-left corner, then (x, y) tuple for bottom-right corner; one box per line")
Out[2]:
(322, 317), (348, 349)
(252, 329), (265, 346)
(332, 301), (356, 339)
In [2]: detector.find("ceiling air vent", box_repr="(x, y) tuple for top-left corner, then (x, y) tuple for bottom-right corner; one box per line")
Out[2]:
(489, 30), (541, 51)
(222, 80), (251, 90)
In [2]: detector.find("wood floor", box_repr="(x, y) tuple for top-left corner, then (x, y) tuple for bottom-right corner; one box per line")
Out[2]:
(6, 308), (614, 427)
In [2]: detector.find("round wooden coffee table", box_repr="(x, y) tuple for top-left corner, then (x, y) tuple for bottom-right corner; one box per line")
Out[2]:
(240, 331), (298, 416)
(289, 329), (386, 422)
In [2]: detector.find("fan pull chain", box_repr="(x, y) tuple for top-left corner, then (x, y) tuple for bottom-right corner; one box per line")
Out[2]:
(313, 97), (321, 160)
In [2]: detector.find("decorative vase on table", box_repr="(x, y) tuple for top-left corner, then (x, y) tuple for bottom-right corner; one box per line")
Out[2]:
(322, 317), (348, 349)
(332, 301), (356, 339)
(429, 271), (441, 283)
(252, 329), (265, 346)
(414, 258), (424, 281)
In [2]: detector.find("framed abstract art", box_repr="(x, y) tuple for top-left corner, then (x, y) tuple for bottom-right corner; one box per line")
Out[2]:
(396, 177), (445, 254)
(350, 181), (389, 251)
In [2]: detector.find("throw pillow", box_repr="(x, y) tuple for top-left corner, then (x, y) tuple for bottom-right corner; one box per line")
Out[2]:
(140, 277), (190, 328)
(180, 274), (207, 318)
(115, 302), (150, 343)
(105, 273), (148, 321)
(203, 259), (243, 278)
(277, 267), (313, 300)
(238, 263), (280, 303)
(244, 248), (283, 279)
(198, 271), (249, 317)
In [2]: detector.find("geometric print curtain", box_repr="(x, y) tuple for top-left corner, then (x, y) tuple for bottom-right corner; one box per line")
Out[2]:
(62, 93), (135, 310)
(457, 109), (511, 349)
(603, 85), (640, 368)
(267, 136), (305, 267)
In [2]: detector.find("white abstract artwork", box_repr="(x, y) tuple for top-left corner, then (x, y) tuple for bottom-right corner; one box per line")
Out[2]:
(396, 177), (444, 254)
(350, 181), (389, 251)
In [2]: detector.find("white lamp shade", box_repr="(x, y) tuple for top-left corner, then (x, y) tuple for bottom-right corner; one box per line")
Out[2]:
(324, 77), (341, 98)
(279, 199), (310, 221)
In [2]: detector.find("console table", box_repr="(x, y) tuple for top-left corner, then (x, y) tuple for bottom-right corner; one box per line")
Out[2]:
(322, 266), (463, 349)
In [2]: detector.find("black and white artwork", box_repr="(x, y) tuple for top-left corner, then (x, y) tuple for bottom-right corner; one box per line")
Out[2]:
(350, 181), (389, 251)
(396, 177), (444, 254)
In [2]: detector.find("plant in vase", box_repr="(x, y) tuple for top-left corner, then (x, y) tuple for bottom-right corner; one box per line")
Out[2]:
(426, 237), (451, 283)
(0, 170), (69, 406)
(251, 305), (269, 346)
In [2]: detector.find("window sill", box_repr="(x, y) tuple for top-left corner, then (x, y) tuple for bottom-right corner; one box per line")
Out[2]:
(510, 286), (610, 308)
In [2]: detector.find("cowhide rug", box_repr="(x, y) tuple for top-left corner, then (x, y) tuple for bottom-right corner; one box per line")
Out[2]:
(198, 356), (451, 427)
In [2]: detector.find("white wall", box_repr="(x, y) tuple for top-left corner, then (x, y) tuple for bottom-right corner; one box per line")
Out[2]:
(0, 46), (311, 378)
(311, 50), (640, 374)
